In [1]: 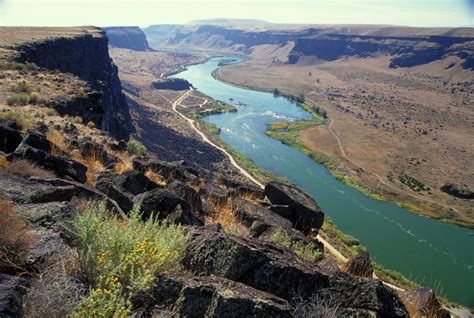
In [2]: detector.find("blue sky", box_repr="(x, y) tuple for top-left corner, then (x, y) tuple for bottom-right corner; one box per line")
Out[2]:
(0, 0), (472, 27)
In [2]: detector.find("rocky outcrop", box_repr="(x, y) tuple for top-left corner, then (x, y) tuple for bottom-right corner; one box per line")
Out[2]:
(264, 181), (324, 234)
(0, 120), (22, 154)
(182, 228), (407, 316)
(102, 27), (150, 51)
(13, 28), (133, 140)
(153, 78), (192, 90)
(0, 274), (25, 318)
(343, 251), (374, 278)
(440, 183), (474, 199)
(131, 275), (291, 317)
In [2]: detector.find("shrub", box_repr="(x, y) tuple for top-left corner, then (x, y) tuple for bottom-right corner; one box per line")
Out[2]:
(0, 155), (8, 168)
(127, 139), (147, 157)
(0, 110), (36, 130)
(28, 91), (39, 104)
(291, 293), (340, 318)
(0, 62), (38, 71)
(6, 93), (30, 106)
(72, 202), (186, 316)
(268, 229), (322, 263)
(23, 245), (84, 318)
(1, 159), (56, 178)
(86, 121), (95, 128)
(0, 199), (34, 270)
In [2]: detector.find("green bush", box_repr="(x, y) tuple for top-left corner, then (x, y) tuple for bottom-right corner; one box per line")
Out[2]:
(269, 229), (322, 262)
(0, 62), (38, 71)
(72, 202), (186, 317)
(6, 93), (30, 106)
(127, 139), (147, 157)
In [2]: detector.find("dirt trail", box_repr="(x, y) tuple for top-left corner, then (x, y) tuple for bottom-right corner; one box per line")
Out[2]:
(172, 89), (265, 189)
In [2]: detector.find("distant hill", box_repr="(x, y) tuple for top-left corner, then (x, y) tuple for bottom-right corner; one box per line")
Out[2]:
(102, 26), (150, 51)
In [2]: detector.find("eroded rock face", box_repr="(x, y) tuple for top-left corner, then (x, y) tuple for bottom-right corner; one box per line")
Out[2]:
(182, 228), (329, 300)
(0, 121), (23, 154)
(95, 170), (159, 212)
(102, 27), (150, 51)
(264, 181), (324, 234)
(133, 188), (202, 225)
(182, 228), (407, 316)
(8, 145), (87, 183)
(0, 274), (25, 318)
(132, 275), (290, 317)
(440, 183), (474, 199)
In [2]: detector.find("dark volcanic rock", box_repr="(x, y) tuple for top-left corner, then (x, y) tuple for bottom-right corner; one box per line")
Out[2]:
(0, 175), (125, 217)
(264, 181), (324, 234)
(19, 131), (52, 153)
(153, 78), (191, 90)
(343, 251), (373, 278)
(0, 274), (25, 318)
(133, 188), (201, 225)
(199, 183), (229, 207)
(132, 275), (290, 317)
(182, 228), (329, 300)
(102, 26), (150, 51)
(135, 158), (199, 183)
(326, 272), (407, 317)
(96, 171), (159, 212)
(0, 121), (23, 154)
(8, 145), (87, 183)
(166, 180), (202, 212)
(440, 183), (474, 199)
(231, 197), (294, 237)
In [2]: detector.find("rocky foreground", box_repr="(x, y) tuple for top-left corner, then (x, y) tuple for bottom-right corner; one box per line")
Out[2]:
(0, 27), (450, 317)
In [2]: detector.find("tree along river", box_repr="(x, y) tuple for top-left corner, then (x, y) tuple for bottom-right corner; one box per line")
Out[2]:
(171, 57), (474, 308)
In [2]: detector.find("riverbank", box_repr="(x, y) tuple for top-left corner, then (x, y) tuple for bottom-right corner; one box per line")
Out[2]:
(214, 62), (474, 230)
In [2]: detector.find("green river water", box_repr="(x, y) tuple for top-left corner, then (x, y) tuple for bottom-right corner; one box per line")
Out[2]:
(171, 57), (474, 308)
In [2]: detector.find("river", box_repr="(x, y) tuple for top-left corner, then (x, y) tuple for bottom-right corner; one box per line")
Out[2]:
(170, 57), (474, 308)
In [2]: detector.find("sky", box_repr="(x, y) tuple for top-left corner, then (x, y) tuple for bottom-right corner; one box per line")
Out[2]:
(0, 0), (473, 28)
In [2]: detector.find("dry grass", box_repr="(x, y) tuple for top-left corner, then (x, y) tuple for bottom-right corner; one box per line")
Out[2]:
(46, 130), (106, 185)
(0, 110), (36, 131)
(0, 199), (35, 271)
(113, 151), (134, 174)
(144, 169), (167, 187)
(23, 244), (84, 318)
(205, 198), (248, 236)
(46, 130), (69, 156)
(0, 155), (8, 168)
(1, 159), (56, 178)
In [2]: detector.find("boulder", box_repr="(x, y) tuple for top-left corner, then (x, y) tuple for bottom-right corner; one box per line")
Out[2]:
(132, 275), (290, 317)
(326, 272), (408, 317)
(19, 131), (51, 153)
(182, 228), (407, 316)
(343, 251), (373, 278)
(95, 170), (159, 212)
(0, 175), (126, 217)
(182, 228), (329, 300)
(231, 197), (292, 237)
(7, 145), (87, 183)
(166, 180), (202, 212)
(199, 183), (229, 208)
(399, 288), (450, 318)
(134, 158), (199, 183)
(166, 204), (203, 226)
(269, 205), (293, 219)
(0, 274), (25, 318)
(0, 121), (23, 154)
(133, 189), (200, 225)
(264, 181), (324, 234)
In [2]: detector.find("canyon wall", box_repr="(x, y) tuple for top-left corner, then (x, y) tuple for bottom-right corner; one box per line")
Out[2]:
(102, 26), (150, 51)
(13, 29), (133, 140)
